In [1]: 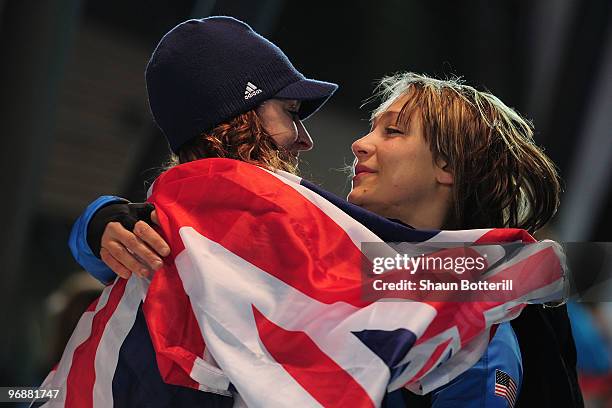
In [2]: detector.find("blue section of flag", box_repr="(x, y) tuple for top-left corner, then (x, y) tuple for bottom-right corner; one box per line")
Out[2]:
(352, 328), (417, 368)
(300, 179), (440, 242)
(112, 304), (233, 407)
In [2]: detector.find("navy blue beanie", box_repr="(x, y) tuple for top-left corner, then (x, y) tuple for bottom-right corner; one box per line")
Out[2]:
(145, 16), (339, 153)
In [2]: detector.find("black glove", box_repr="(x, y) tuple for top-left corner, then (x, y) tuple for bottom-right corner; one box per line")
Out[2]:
(87, 201), (156, 257)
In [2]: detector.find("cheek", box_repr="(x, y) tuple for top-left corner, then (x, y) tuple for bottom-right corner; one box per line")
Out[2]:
(379, 149), (413, 189)
(269, 118), (297, 147)
(377, 148), (428, 200)
(384, 155), (437, 201)
(348, 176), (390, 210)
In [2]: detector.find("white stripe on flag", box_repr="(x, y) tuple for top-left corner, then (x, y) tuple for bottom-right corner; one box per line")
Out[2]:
(92, 276), (147, 408)
(190, 357), (231, 395)
(425, 229), (492, 243)
(40, 282), (115, 407)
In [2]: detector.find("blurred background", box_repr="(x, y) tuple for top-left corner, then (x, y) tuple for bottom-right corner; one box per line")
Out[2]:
(0, 0), (611, 405)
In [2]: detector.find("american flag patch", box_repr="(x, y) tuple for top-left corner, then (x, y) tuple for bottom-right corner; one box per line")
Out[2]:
(495, 368), (518, 407)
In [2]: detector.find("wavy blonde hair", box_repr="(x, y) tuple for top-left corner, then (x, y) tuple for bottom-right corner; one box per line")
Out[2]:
(166, 109), (298, 174)
(372, 72), (561, 233)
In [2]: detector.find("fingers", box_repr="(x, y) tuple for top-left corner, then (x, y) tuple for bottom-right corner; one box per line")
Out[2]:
(100, 247), (132, 280)
(116, 225), (164, 271)
(101, 222), (165, 278)
(103, 240), (152, 278)
(133, 220), (170, 257)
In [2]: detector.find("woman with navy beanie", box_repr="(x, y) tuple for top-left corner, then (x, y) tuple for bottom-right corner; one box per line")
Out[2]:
(62, 16), (341, 408)
(146, 16), (337, 167)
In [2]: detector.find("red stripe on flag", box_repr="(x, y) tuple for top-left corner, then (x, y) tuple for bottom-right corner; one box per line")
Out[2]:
(85, 297), (99, 313)
(475, 228), (536, 244)
(409, 338), (453, 384)
(495, 385), (507, 395)
(65, 279), (127, 408)
(143, 262), (204, 389)
(252, 306), (375, 408)
(495, 385), (515, 406)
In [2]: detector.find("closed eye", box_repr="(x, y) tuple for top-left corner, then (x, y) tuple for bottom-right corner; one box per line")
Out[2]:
(286, 107), (300, 119)
(385, 126), (404, 135)
(287, 101), (301, 116)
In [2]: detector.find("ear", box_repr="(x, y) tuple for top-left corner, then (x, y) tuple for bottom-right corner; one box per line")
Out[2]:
(435, 158), (454, 186)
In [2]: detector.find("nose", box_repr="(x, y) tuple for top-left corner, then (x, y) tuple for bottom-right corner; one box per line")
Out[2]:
(351, 132), (374, 159)
(293, 120), (313, 152)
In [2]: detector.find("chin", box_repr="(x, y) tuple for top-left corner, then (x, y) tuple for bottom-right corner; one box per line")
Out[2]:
(347, 187), (369, 207)
(347, 190), (360, 205)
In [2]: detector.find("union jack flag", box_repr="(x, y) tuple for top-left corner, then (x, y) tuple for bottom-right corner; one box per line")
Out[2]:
(38, 158), (567, 407)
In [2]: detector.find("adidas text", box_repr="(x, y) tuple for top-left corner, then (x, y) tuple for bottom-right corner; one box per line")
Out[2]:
(244, 82), (262, 99)
(244, 88), (262, 99)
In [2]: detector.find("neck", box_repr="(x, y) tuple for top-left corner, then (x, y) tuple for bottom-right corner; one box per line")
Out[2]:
(394, 195), (451, 230)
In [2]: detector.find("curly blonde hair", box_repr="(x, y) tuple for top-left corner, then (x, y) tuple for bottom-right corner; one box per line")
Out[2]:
(372, 72), (561, 233)
(166, 109), (298, 174)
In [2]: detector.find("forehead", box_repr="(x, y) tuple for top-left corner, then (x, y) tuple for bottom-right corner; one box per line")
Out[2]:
(262, 98), (299, 107)
(372, 93), (419, 125)
(372, 110), (399, 125)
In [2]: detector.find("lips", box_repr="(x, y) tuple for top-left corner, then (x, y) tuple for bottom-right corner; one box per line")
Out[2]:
(354, 164), (376, 176)
(352, 164), (376, 183)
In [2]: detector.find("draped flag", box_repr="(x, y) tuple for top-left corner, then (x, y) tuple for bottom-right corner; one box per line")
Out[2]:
(39, 158), (568, 407)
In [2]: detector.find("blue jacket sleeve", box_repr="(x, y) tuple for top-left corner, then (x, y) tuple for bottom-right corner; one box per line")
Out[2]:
(68, 195), (127, 284)
(430, 322), (523, 408)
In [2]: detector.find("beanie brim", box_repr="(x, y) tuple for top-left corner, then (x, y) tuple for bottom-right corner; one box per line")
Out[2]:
(273, 78), (338, 120)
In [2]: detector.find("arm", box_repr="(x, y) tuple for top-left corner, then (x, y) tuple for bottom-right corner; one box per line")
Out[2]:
(430, 323), (522, 408)
(69, 196), (170, 283)
(69, 195), (127, 283)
